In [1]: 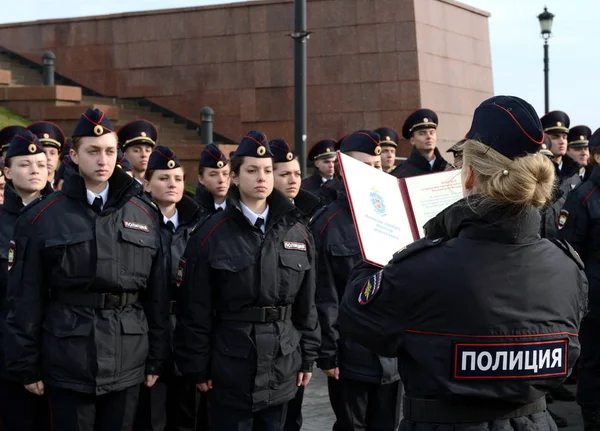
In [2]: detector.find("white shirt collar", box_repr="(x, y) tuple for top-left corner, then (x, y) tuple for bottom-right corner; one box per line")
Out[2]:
(429, 156), (437, 168)
(86, 183), (110, 209)
(163, 209), (179, 232)
(239, 201), (269, 233)
(321, 176), (330, 183)
(214, 201), (227, 211)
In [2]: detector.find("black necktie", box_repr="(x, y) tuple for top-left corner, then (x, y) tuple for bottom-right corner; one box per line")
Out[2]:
(215, 207), (223, 213)
(92, 196), (103, 213)
(166, 221), (175, 232)
(254, 217), (265, 230)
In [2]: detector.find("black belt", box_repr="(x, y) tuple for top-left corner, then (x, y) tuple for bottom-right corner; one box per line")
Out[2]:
(52, 292), (139, 309)
(217, 305), (292, 323)
(402, 396), (546, 423)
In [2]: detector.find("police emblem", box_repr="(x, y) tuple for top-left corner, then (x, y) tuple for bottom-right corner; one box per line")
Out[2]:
(217, 160), (224, 168)
(167, 159), (176, 169)
(370, 188), (386, 216)
(93, 125), (104, 136)
(176, 258), (186, 288)
(7, 240), (16, 271)
(558, 209), (569, 229)
(358, 271), (383, 305)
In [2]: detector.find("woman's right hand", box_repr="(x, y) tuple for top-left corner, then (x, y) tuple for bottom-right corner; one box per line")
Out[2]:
(322, 368), (339, 380)
(25, 381), (45, 396)
(197, 380), (213, 392)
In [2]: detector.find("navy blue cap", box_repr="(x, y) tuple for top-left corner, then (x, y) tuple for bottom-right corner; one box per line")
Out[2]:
(72, 108), (114, 138)
(6, 130), (45, 160)
(589, 129), (600, 152)
(200, 144), (228, 169)
(118, 119), (158, 149)
(234, 131), (272, 158)
(375, 127), (399, 147)
(0, 125), (26, 151)
(567, 125), (592, 148)
(55, 155), (71, 182)
(540, 110), (570, 134)
(340, 130), (382, 156)
(270, 139), (295, 163)
(116, 149), (133, 172)
(27, 121), (66, 151)
(402, 109), (438, 139)
(465, 95), (544, 160)
(147, 145), (181, 171)
(308, 139), (337, 161)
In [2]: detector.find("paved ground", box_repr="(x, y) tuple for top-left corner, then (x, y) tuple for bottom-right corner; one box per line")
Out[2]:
(303, 372), (583, 430)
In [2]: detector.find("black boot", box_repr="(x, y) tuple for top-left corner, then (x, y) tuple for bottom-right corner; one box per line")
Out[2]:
(582, 405), (600, 431)
(548, 408), (568, 428)
(550, 383), (577, 402)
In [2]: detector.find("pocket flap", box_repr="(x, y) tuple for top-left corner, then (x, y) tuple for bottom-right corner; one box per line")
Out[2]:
(279, 254), (311, 272)
(120, 317), (149, 335)
(280, 329), (300, 356)
(329, 242), (360, 257)
(210, 255), (255, 272)
(119, 228), (157, 249)
(45, 231), (94, 248)
(43, 318), (93, 338)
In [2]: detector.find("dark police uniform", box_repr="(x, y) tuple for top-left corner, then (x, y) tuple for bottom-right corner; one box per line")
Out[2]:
(391, 109), (451, 178)
(341, 96), (587, 430)
(374, 127), (399, 173)
(301, 139), (339, 204)
(194, 143), (230, 215)
(559, 129), (600, 429)
(568, 125), (592, 182)
(0, 125), (26, 156)
(27, 121), (66, 189)
(4, 109), (170, 431)
(175, 131), (320, 431)
(310, 130), (401, 431)
(0, 133), (53, 431)
(134, 146), (205, 431)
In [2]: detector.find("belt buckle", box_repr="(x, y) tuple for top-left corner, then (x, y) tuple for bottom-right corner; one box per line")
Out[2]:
(265, 307), (280, 322)
(104, 293), (126, 308)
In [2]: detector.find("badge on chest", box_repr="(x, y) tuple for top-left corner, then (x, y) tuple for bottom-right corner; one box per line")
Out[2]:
(123, 220), (150, 233)
(283, 241), (307, 252)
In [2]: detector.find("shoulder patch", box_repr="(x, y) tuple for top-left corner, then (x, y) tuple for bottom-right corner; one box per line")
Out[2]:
(558, 209), (568, 230)
(550, 238), (584, 270)
(392, 238), (442, 263)
(358, 270), (383, 305)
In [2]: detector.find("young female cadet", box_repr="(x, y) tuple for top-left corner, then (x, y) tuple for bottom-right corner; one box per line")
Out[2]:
(175, 131), (320, 431)
(0, 131), (52, 431)
(340, 96), (588, 430)
(194, 143), (231, 214)
(134, 145), (204, 431)
(4, 108), (170, 431)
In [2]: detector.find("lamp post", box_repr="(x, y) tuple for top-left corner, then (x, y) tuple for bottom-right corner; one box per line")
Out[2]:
(538, 7), (554, 114)
(42, 51), (56, 86)
(292, 0), (310, 177)
(200, 107), (214, 146)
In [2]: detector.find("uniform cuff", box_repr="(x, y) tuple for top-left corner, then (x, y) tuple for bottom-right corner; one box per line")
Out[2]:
(316, 355), (337, 370)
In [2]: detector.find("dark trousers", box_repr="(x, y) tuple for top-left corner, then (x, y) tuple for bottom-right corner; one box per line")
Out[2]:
(328, 377), (401, 431)
(578, 316), (600, 406)
(0, 379), (51, 431)
(283, 386), (304, 431)
(134, 376), (203, 431)
(211, 402), (288, 431)
(47, 384), (140, 431)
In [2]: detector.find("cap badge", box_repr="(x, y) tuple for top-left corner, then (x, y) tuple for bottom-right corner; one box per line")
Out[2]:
(43, 133), (50, 139)
(325, 148), (332, 153)
(167, 159), (176, 169)
(28, 143), (37, 153)
(424, 118), (429, 123)
(141, 132), (147, 137)
(217, 160), (224, 168)
(385, 136), (390, 141)
(581, 135), (585, 141)
(94, 125), (104, 136)
(286, 152), (294, 161)
(557, 121), (562, 127)
(257, 146), (267, 156)
(375, 146), (382, 156)
(541, 144), (548, 149)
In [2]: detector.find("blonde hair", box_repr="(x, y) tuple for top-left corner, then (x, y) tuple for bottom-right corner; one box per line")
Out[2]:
(462, 139), (555, 209)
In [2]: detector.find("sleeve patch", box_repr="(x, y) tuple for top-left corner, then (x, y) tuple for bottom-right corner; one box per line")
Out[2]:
(358, 270), (383, 305)
(7, 240), (15, 271)
(558, 209), (568, 229)
(176, 258), (186, 288)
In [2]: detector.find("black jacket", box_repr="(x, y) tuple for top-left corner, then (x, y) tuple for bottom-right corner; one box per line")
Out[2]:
(293, 188), (321, 224)
(174, 186), (320, 412)
(391, 147), (451, 178)
(341, 199), (587, 429)
(4, 164), (170, 395)
(0, 182), (53, 381)
(556, 155), (581, 198)
(194, 184), (227, 216)
(301, 172), (339, 206)
(560, 165), (600, 317)
(309, 185), (399, 384)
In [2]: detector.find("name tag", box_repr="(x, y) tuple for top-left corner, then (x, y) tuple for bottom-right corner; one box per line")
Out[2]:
(453, 340), (568, 379)
(283, 241), (307, 252)
(123, 220), (150, 233)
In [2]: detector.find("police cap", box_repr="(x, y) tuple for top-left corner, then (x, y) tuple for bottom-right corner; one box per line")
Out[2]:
(589, 129), (600, 152)
(540, 134), (554, 158)
(0, 125), (26, 151)
(72, 108), (115, 138)
(116, 149), (133, 172)
(6, 130), (45, 160)
(118, 119), (158, 150)
(148, 145), (181, 171)
(270, 139), (296, 163)
(340, 130), (382, 156)
(308, 139), (337, 161)
(567, 125), (592, 149)
(199, 143), (228, 169)
(234, 131), (272, 158)
(540, 110), (570, 134)
(374, 127), (399, 148)
(402, 109), (438, 140)
(27, 121), (66, 151)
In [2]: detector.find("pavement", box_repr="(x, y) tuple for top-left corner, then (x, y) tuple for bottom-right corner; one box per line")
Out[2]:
(303, 372), (583, 430)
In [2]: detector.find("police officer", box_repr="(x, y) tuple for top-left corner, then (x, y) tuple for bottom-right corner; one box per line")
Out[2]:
(0, 131), (53, 431)
(559, 128), (600, 430)
(0, 125), (26, 158)
(301, 139), (337, 193)
(27, 121), (66, 189)
(374, 127), (399, 173)
(194, 143), (231, 214)
(135, 146), (204, 431)
(175, 131), (320, 430)
(391, 109), (451, 178)
(568, 125), (592, 181)
(118, 119), (158, 183)
(310, 130), (401, 431)
(341, 95), (587, 430)
(4, 108), (170, 431)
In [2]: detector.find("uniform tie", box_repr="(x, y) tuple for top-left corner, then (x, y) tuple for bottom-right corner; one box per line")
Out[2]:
(215, 207), (223, 213)
(92, 196), (103, 213)
(254, 217), (265, 230)
(165, 221), (175, 232)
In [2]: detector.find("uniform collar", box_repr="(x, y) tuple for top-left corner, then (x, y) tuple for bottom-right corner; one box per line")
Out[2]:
(163, 209), (179, 231)
(86, 183), (110, 208)
(240, 200), (269, 233)
(215, 201), (227, 211)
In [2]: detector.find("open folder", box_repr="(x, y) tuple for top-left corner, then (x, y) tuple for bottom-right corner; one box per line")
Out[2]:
(338, 151), (463, 267)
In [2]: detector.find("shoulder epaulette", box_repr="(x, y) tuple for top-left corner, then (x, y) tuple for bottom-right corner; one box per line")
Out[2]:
(391, 237), (443, 263)
(190, 212), (216, 234)
(308, 205), (328, 225)
(549, 238), (584, 270)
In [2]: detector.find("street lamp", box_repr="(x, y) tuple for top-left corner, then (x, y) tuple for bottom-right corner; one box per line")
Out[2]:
(538, 7), (554, 114)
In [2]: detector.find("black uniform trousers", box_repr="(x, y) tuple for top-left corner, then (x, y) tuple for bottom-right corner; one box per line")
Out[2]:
(47, 384), (140, 431)
(283, 386), (304, 431)
(211, 401), (288, 431)
(0, 379), (51, 431)
(578, 315), (600, 406)
(328, 377), (401, 431)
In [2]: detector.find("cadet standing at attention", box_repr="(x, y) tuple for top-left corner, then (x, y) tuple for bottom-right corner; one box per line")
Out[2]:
(374, 127), (400, 173)
(301, 139), (337, 194)
(341, 95), (587, 430)
(194, 143), (231, 214)
(4, 108), (170, 431)
(118, 119), (158, 184)
(27, 121), (66, 190)
(0, 125), (26, 159)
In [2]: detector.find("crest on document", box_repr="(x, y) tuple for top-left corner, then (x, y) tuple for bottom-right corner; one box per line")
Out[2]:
(358, 271), (383, 305)
(7, 240), (15, 271)
(370, 188), (386, 216)
(558, 209), (569, 230)
(176, 258), (186, 288)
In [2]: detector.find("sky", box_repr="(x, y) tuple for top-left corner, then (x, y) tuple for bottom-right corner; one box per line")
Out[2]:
(1, 0), (599, 129)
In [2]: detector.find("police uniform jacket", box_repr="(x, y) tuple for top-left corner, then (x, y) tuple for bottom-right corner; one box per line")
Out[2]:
(0, 182), (52, 381)
(309, 185), (399, 385)
(301, 172), (339, 206)
(340, 199), (587, 429)
(556, 155), (581, 198)
(174, 186), (320, 412)
(4, 163), (170, 395)
(293, 188), (321, 224)
(560, 165), (600, 318)
(391, 147), (451, 178)
(194, 184), (226, 216)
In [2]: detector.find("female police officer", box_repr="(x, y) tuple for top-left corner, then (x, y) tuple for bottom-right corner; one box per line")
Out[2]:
(340, 96), (587, 430)
(194, 143), (231, 214)
(4, 108), (170, 431)
(175, 131), (320, 430)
